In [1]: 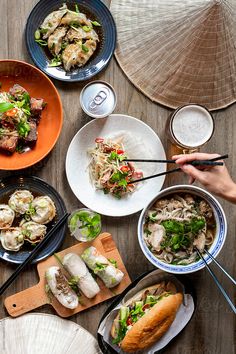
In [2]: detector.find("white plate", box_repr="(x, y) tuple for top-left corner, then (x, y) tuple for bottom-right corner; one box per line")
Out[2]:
(66, 114), (166, 217)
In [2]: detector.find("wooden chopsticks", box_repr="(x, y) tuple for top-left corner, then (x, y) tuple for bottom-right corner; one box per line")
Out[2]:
(195, 247), (236, 314)
(0, 212), (69, 296)
(127, 154), (228, 184)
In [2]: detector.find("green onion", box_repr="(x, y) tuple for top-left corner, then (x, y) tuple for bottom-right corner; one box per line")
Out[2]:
(82, 25), (91, 32)
(82, 44), (89, 52)
(17, 120), (30, 137)
(35, 39), (48, 46)
(34, 29), (41, 40)
(108, 258), (117, 268)
(91, 21), (101, 27)
(75, 4), (79, 13)
(48, 57), (62, 67)
(40, 28), (48, 35)
(0, 102), (14, 113)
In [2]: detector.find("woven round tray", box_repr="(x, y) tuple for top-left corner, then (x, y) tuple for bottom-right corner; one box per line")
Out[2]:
(111, 0), (236, 111)
(0, 313), (101, 354)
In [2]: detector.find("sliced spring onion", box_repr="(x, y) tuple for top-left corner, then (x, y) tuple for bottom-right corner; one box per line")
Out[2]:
(34, 29), (41, 40)
(75, 4), (79, 13)
(91, 21), (101, 27)
(35, 39), (48, 46)
(82, 25), (91, 32)
(82, 44), (89, 52)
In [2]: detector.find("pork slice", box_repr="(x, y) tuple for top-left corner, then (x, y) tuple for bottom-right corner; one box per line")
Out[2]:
(9, 84), (28, 100)
(0, 135), (18, 153)
(22, 120), (37, 144)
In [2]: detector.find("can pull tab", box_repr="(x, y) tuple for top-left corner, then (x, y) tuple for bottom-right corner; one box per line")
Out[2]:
(89, 89), (108, 110)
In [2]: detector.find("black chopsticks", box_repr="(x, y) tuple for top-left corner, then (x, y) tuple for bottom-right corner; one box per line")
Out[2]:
(195, 247), (236, 314)
(0, 212), (69, 296)
(127, 154), (228, 184)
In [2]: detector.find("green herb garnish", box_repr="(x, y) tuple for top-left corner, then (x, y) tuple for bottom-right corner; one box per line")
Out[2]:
(69, 210), (101, 240)
(34, 29), (41, 40)
(82, 44), (89, 52)
(75, 4), (79, 13)
(49, 56), (62, 67)
(108, 258), (117, 268)
(0, 102), (14, 113)
(35, 39), (48, 46)
(91, 21), (101, 27)
(17, 120), (30, 137)
(82, 25), (91, 32)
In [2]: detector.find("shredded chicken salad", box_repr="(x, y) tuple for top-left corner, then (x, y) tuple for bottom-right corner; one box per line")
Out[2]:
(88, 137), (143, 198)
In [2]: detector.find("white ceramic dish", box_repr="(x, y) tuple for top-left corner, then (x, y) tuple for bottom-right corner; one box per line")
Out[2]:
(66, 114), (166, 217)
(138, 185), (227, 274)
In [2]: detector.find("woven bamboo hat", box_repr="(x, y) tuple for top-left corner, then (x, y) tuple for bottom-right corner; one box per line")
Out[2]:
(110, 0), (236, 111)
(0, 313), (101, 354)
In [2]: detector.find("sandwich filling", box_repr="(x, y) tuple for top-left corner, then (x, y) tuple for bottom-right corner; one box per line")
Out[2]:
(112, 281), (176, 345)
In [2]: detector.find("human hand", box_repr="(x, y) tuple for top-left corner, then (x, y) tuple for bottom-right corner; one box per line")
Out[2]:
(172, 153), (236, 203)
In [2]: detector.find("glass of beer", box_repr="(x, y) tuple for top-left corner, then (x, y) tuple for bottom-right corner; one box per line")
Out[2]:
(166, 104), (214, 153)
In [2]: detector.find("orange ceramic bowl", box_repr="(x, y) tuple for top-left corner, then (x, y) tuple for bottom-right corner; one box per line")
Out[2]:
(0, 60), (63, 170)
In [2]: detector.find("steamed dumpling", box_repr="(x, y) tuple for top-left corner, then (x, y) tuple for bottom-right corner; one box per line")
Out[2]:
(60, 11), (91, 26)
(48, 26), (67, 56)
(0, 204), (15, 228)
(21, 221), (47, 244)
(0, 227), (24, 251)
(8, 190), (34, 215)
(31, 196), (56, 224)
(40, 4), (68, 39)
(62, 39), (97, 71)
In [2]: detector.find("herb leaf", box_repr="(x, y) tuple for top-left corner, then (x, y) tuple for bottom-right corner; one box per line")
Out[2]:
(0, 102), (14, 113)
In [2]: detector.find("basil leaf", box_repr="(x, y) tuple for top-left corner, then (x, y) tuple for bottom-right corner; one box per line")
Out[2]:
(0, 102), (14, 113)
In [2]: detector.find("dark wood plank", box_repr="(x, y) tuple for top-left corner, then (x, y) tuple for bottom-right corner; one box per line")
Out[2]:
(0, 1), (235, 353)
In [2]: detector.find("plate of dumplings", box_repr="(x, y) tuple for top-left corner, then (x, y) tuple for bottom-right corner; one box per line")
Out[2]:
(0, 176), (66, 264)
(25, 0), (116, 82)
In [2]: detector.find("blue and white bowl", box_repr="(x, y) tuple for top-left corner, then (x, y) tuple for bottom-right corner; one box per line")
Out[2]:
(138, 185), (227, 274)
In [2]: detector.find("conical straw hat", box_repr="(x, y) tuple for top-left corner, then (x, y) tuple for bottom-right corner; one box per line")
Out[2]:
(111, 0), (236, 111)
(0, 313), (101, 354)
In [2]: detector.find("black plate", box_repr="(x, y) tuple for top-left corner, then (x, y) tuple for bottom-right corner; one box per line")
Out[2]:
(0, 175), (67, 264)
(97, 269), (197, 354)
(25, 0), (116, 82)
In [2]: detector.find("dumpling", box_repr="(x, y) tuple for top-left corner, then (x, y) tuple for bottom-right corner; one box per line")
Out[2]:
(0, 227), (24, 251)
(62, 39), (97, 71)
(31, 196), (56, 224)
(48, 26), (68, 56)
(8, 190), (34, 215)
(21, 221), (47, 244)
(46, 266), (79, 309)
(65, 27), (98, 42)
(40, 4), (68, 39)
(60, 11), (91, 27)
(0, 204), (15, 228)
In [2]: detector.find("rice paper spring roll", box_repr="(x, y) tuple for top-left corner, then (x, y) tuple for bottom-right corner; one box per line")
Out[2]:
(81, 246), (124, 288)
(45, 266), (78, 309)
(62, 253), (100, 299)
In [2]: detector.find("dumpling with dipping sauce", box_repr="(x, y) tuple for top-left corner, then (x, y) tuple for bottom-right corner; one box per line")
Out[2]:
(21, 221), (47, 244)
(0, 227), (24, 251)
(60, 11), (91, 27)
(31, 196), (56, 224)
(65, 27), (99, 43)
(0, 204), (15, 228)
(40, 4), (68, 39)
(8, 190), (34, 215)
(62, 39), (97, 71)
(48, 26), (68, 56)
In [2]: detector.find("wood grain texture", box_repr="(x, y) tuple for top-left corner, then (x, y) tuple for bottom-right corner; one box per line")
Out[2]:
(0, 1), (235, 353)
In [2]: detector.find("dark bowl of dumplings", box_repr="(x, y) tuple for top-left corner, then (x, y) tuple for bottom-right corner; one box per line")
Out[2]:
(25, 0), (117, 82)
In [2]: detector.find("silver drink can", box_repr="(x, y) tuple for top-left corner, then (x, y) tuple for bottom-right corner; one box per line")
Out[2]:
(80, 80), (117, 118)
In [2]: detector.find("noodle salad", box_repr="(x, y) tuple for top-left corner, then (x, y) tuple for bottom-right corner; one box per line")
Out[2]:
(88, 137), (143, 198)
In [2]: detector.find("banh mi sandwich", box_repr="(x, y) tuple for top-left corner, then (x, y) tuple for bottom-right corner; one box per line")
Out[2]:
(81, 246), (124, 288)
(110, 281), (183, 352)
(62, 253), (100, 299)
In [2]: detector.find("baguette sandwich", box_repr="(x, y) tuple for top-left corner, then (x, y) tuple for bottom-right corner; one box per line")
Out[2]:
(110, 281), (183, 352)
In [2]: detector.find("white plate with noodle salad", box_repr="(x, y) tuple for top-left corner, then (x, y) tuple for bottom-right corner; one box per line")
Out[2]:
(66, 114), (166, 216)
(138, 185), (227, 274)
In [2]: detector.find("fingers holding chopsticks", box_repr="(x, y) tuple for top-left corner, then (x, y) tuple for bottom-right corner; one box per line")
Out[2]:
(173, 153), (236, 203)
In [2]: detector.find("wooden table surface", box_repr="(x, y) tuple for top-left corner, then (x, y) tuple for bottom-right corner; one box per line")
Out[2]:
(0, 1), (235, 353)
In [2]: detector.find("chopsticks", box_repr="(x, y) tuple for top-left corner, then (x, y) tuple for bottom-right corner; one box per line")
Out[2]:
(125, 154), (228, 165)
(0, 212), (69, 296)
(127, 154), (228, 184)
(195, 247), (236, 314)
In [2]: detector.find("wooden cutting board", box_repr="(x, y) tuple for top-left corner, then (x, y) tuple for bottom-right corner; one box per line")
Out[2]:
(4, 233), (131, 318)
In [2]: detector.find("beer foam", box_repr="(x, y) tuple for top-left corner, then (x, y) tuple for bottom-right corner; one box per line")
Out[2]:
(172, 105), (214, 148)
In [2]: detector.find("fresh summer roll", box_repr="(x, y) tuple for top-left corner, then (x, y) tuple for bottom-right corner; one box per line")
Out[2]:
(45, 266), (78, 309)
(62, 253), (100, 299)
(81, 246), (124, 288)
